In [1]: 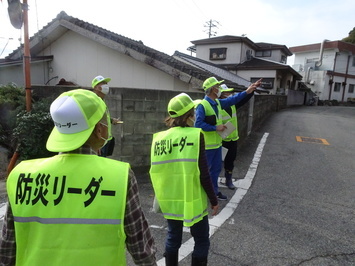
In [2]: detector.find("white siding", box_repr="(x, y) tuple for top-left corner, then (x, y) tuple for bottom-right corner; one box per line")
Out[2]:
(196, 43), (252, 64)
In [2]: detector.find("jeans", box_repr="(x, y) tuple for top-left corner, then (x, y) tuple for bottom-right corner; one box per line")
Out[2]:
(205, 146), (222, 195)
(165, 216), (210, 258)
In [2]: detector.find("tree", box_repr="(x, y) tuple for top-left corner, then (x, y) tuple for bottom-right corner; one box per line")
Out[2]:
(342, 27), (355, 44)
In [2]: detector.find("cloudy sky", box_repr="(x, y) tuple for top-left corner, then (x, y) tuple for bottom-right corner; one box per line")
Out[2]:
(1, 0), (354, 65)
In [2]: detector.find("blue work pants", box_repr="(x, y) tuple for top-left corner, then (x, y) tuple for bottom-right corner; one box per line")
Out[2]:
(205, 146), (222, 195)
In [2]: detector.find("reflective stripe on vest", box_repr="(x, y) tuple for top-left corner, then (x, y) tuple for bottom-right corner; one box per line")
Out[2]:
(200, 99), (223, 149)
(7, 154), (129, 266)
(161, 211), (207, 224)
(150, 127), (208, 227)
(151, 158), (197, 165)
(221, 105), (239, 141)
(13, 216), (122, 224)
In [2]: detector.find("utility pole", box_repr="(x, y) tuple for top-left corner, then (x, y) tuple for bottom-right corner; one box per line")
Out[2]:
(7, 0), (32, 175)
(204, 19), (219, 38)
(23, 0), (32, 112)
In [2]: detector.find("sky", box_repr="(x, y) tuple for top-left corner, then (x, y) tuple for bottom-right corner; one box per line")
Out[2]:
(0, 0), (354, 65)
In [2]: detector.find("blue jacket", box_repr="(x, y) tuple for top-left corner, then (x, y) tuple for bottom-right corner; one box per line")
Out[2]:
(195, 91), (248, 131)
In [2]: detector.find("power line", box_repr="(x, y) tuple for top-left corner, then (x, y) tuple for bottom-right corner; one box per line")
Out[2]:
(0, 38), (14, 57)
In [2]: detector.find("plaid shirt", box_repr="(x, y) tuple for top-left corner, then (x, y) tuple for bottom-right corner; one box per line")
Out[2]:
(0, 149), (157, 266)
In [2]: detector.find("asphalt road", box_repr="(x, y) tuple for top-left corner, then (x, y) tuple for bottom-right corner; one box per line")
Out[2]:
(1, 106), (355, 265)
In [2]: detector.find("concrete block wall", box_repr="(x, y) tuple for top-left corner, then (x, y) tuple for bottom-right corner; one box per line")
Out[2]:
(253, 95), (287, 129)
(109, 88), (204, 170)
(26, 86), (287, 173)
(108, 89), (287, 171)
(234, 101), (250, 143)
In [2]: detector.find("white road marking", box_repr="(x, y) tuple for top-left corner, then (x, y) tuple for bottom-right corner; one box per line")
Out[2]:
(157, 132), (269, 265)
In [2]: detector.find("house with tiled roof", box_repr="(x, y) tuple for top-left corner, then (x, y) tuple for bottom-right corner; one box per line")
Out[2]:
(186, 35), (302, 97)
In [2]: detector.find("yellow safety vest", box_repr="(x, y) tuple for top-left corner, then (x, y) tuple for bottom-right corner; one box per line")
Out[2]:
(200, 99), (223, 150)
(221, 105), (239, 141)
(7, 154), (129, 266)
(106, 108), (113, 140)
(150, 127), (208, 227)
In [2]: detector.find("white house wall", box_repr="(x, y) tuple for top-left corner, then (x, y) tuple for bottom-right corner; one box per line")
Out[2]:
(299, 70), (329, 98)
(293, 48), (355, 101)
(330, 75), (355, 102)
(257, 49), (284, 63)
(293, 49), (355, 75)
(47, 31), (190, 90)
(334, 53), (355, 75)
(269, 50), (283, 63)
(0, 60), (52, 86)
(196, 43), (247, 64)
(0, 65), (22, 86)
(293, 50), (332, 71)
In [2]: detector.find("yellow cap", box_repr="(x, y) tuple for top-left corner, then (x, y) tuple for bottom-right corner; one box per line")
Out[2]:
(203, 77), (224, 90)
(168, 93), (194, 118)
(91, 75), (111, 88)
(46, 89), (107, 152)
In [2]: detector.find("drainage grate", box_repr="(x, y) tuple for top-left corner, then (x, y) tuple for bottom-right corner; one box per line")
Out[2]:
(295, 136), (330, 145)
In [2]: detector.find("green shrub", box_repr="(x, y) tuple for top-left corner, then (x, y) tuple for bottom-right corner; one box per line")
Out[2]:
(330, 99), (339, 106)
(0, 83), (56, 160)
(0, 83), (26, 151)
(12, 97), (55, 160)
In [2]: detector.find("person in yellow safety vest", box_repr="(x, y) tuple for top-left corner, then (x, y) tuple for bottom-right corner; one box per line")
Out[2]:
(91, 75), (123, 157)
(0, 89), (157, 266)
(219, 84), (255, 190)
(150, 93), (219, 266)
(195, 77), (262, 201)
(193, 99), (202, 107)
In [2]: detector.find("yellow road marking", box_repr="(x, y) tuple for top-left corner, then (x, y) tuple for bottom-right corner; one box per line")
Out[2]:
(296, 136), (330, 145)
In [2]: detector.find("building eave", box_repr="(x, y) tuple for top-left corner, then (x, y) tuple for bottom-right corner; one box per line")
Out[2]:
(0, 56), (53, 68)
(289, 40), (355, 54)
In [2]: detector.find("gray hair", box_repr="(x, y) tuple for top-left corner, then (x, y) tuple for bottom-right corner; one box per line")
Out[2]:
(205, 87), (213, 95)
